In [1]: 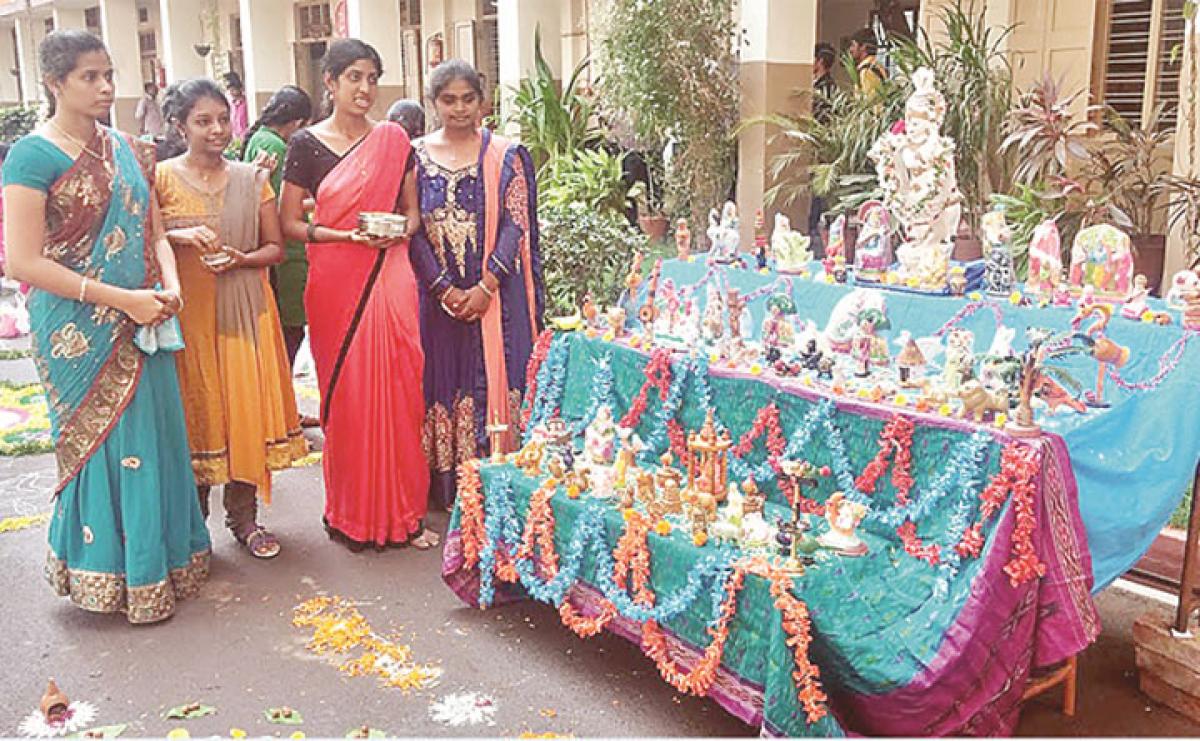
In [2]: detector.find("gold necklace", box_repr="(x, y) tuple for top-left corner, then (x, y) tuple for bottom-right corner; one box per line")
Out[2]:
(48, 119), (107, 161)
(183, 155), (226, 186)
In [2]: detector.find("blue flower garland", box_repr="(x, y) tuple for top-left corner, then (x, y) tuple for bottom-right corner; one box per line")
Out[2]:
(571, 352), (617, 437)
(524, 334), (571, 443)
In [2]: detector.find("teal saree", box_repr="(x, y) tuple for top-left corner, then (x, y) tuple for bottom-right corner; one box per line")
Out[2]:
(4, 127), (211, 623)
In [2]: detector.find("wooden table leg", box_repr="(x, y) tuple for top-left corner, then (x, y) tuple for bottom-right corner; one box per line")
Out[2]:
(1173, 461), (1200, 636)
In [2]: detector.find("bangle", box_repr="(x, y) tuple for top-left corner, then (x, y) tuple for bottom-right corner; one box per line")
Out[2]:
(307, 222), (319, 242)
(477, 280), (494, 299)
(78, 277), (90, 303)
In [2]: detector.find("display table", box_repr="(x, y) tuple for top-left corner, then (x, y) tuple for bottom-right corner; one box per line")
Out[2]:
(442, 331), (1099, 737)
(656, 259), (1200, 590)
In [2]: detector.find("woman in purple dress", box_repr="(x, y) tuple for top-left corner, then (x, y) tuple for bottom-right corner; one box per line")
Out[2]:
(411, 60), (544, 509)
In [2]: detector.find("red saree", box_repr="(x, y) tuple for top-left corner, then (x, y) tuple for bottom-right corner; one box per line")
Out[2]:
(307, 122), (429, 545)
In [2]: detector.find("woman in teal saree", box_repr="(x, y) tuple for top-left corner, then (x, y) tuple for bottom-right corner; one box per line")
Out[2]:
(2, 31), (210, 623)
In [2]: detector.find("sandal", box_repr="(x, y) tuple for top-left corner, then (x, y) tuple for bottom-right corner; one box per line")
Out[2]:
(238, 526), (282, 559)
(410, 528), (441, 550)
(300, 414), (321, 429)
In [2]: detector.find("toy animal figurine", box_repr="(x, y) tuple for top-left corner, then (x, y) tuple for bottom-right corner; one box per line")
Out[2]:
(761, 294), (798, 363)
(799, 337), (824, 371)
(1027, 220), (1063, 300)
(854, 200), (892, 280)
(707, 201), (741, 264)
(1069, 224), (1134, 298)
(674, 218), (691, 261)
(957, 379), (1009, 422)
(515, 440), (545, 478)
(1035, 374), (1088, 415)
(1167, 268), (1200, 310)
(772, 213), (813, 274)
(1075, 303), (1130, 407)
(753, 209), (770, 269)
(981, 205), (1015, 296)
(941, 328), (975, 393)
(817, 492), (869, 556)
(1120, 274), (1151, 320)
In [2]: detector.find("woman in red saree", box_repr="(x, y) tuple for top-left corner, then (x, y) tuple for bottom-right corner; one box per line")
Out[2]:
(280, 39), (434, 551)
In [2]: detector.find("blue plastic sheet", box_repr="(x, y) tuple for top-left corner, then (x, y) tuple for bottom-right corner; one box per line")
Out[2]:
(654, 258), (1200, 591)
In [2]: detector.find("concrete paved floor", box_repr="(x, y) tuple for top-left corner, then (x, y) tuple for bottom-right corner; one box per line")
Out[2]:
(2, 346), (1199, 736)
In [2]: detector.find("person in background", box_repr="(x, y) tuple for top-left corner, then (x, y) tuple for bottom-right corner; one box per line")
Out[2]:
(0, 143), (10, 277)
(387, 98), (426, 140)
(222, 71), (250, 140)
(240, 85), (314, 377)
(157, 78), (307, 560)
(809, 42), (837, 253)
(410, 60), (545, 511)
(2, 30), (209, 621)
(135, 81), (165, 138)
(849, 28), (887, 97)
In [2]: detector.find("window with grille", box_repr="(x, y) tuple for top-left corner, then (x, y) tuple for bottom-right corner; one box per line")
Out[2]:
(85, 7), (101, 35)
(230, 14), (242, 51)
(138, 6), (149, 24)
(44, 17), (54, 35)
(478, 0), (499, 99)
(399, 0), (421, 27)
(139, 31), (156, 56)
(297, 2), (333, 40)
(1102, 0), (1186, 128)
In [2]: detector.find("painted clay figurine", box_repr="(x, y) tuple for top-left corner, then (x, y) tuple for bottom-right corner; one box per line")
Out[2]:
(981, 205), (1014, 296)
(941, 328), (975, 393)
(772, 213), (814, 274)
(706, 201), (741, 264)
(1026, 219), (1063, 300)
(817, 492), (868, 556)
(761, 294), (798, 363)
(753, 209), (770, 269)
(851, 308), (889, 378)
(896, 332), (927, 387)
(824, 287), (887, 354)
(854, 200), (892, 280)
(1167, 268), (1200, 310)
(674, 218), (691, 261)
(1120, 274), (1150, 320)
(1069, 224), (1134, 298)
(582, 405), (617, 467)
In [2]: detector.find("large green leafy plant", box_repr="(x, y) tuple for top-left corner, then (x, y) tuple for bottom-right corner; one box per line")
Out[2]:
(596, 0), (739, 230)
(0, 105), (39, 143)
(539, 203), (649, 316)
(504, 28), (598, 174)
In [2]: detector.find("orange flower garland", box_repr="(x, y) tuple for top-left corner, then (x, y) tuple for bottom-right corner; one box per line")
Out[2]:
(457, 461), (486, 570)
(641, 563), (748, 697)
(765, 565), (828, 723)
(854, 414), (915, 505)
(560, 510), (654, 638)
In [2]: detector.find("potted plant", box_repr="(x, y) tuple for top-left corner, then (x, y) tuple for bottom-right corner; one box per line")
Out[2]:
(1086, 105), (1175, 291)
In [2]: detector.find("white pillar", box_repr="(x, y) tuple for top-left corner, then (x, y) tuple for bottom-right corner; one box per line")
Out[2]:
(99, 0), (143, 131)
(346, 0), (404, 118)
(0, 24), (21, 105)
(52, 7), (87, 31)
(158, 0), (206, 83)
(238, 0), (293, 118)
(737, 0), (819, 248)
(497, 0), (561, 127)
(13, 14), (40, 106)
(1167, 15), (1200, 292)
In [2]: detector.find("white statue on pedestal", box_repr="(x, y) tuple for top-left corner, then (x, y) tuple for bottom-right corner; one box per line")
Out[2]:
(869, 67), (962, 291)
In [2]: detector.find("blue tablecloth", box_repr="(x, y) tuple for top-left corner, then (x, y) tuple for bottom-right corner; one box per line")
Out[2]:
(653, 259), (1200, 591)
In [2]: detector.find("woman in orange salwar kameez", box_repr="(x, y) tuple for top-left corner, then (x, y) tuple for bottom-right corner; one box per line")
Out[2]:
(279, 39), (433, 551)
(158, 78), (307, 559)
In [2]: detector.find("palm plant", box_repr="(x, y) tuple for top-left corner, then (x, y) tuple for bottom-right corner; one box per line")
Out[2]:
(504, 27), (599, 175)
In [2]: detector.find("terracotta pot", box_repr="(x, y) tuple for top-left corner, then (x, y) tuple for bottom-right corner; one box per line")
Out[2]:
(954, 221), (983, 261)
(638, 214), (669, 244)
(1131, 234), (1166, 296)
